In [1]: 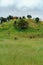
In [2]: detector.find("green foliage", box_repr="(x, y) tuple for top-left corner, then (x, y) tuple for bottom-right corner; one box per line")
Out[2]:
(35, 17), (40, 23)
(7, 15), (13, 21)
(27, 15), (32, 18)
(0, 17), (7, 23)
(22, 16), (25, 19)
(19, 17), (22, 19)
(14, 19), (29, 30)
(14, 21), (17, 28)
(0, 38), (43, 65)
(18, 19), (28, 29)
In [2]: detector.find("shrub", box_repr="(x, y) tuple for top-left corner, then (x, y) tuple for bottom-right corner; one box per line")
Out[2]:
(14, 37), (18, 40)
(18, 19), (28, 30)
(14, 21), (17, 26)
(14, 21), (17, 29)
(14, 19), (29, 30)
(29, 36), (33, 39)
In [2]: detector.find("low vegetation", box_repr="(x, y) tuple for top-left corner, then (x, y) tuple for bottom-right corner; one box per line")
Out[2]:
(0, 38), (43, 65)
(14, 18), (28, 30)
(0, 15), (43, 65)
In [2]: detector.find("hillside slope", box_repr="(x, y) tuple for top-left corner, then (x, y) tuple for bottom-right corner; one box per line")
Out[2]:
(0, 19), (43, 39)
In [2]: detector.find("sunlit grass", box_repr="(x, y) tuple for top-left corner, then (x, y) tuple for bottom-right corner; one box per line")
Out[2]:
(0, 38), (43, 65)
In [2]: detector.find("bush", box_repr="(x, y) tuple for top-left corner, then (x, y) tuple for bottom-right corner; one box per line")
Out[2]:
(18, 19), (28, 30)
(14, 21), (17, 29)
(14, 37), (18, 40)
(29, 36), (33, 39)
(14, 19), (29, 30)
(14, 21), (17, 26)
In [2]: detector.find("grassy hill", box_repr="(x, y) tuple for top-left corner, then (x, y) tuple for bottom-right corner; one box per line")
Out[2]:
(0, 18), (43, 39)
(0, 19), (43, 65)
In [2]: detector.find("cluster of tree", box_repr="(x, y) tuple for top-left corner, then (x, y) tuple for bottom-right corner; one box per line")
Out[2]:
(7, 15), (13, 21)
(0, 15), (14, 24)
(19, 15), (40, 23)
(0, 15), (40, 24)
(13, 15), (40, 30)
(0, 17), (7, 23)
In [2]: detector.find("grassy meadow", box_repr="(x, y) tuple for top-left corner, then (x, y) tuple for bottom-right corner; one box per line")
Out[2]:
(0, 38), (43, 65)
(0, 19), (43, 65)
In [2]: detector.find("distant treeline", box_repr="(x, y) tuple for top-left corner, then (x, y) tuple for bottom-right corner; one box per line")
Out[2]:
(0, 15), (40, 24)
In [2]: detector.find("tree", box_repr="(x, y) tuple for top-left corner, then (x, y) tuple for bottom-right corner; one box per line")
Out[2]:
(0, 17), (7, 23)
(35, 17), (40, 22)
(7, 15), (13, 21)
(27, 15), (32, 19)
(22, 16), (25, 19)
(19, 17), (22, 19)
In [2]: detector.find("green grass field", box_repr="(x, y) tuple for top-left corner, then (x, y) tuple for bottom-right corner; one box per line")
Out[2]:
(0, 19), (43, 65)
(0, 38), (43, 65)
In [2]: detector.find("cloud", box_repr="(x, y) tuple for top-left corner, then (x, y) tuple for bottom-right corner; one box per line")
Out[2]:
(0, 0), (14, 7)
(15, 0), (41, 8)
(0, 0), (43, 8)
(0, 0), (43, 20)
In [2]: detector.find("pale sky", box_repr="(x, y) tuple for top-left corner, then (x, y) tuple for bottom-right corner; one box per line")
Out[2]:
(0, 0), (43, 19)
